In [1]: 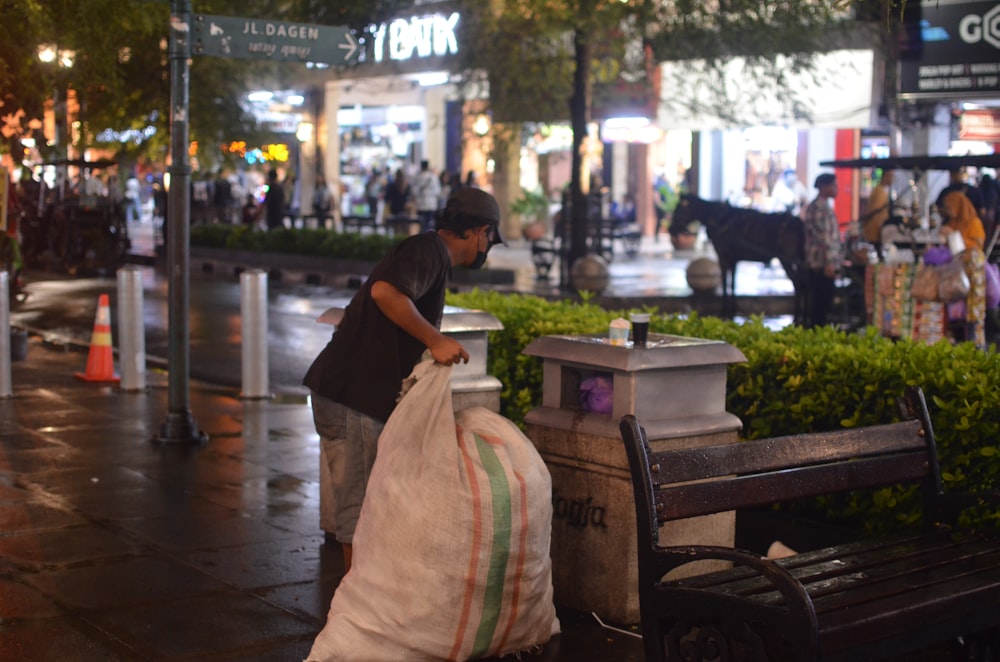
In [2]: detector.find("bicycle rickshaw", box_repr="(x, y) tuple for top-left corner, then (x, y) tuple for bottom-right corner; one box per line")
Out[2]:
(21, 158), (130, 275)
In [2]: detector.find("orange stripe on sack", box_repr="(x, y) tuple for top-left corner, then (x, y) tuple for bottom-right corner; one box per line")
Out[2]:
(448, 423), (486, 661)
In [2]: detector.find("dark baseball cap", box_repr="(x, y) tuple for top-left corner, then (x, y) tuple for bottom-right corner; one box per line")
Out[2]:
(814, 173), (836, 188)
(445, 188), (506, 246)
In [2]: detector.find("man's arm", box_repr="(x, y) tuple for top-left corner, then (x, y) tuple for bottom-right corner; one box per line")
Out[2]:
(370, 280), (469, 365)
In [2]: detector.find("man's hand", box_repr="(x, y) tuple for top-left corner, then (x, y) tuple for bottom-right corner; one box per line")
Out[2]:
(428, 335), (469, 366)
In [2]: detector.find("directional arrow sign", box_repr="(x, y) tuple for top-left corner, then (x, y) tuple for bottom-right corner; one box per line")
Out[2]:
(192, 14), (357, 65)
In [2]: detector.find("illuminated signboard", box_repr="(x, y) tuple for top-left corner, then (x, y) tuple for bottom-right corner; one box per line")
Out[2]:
(371, 12), (460, 64)
(900, 0), (1000, 99)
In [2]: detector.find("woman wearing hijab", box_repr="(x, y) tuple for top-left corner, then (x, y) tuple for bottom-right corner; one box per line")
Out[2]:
(940, 190), (986, 251)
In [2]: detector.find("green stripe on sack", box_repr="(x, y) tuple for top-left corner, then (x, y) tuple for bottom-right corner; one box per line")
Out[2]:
(470, 432), (513, 658)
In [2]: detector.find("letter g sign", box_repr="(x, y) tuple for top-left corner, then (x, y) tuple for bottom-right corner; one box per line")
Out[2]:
(960, 5), (1000, 49)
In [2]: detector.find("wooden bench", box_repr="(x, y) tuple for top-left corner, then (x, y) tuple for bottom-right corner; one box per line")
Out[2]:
(341, 214), (379, 234)
(619, 387), (1000, 661)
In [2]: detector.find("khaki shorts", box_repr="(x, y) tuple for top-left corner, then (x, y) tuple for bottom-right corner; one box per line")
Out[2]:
(311, 393), (384, 544)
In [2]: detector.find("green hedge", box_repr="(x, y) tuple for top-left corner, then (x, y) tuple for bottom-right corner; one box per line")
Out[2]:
(447, 289), (1000, 534)
(190, 225), (401, 262)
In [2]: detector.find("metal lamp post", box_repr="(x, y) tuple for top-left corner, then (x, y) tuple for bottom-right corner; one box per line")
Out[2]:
(156, 0), (207, 444)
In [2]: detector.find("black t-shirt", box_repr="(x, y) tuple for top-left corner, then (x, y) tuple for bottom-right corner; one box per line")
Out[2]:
(302, 231), (452, 421)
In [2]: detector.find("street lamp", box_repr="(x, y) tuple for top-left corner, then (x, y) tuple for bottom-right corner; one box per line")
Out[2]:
(37, 45), (75, 160)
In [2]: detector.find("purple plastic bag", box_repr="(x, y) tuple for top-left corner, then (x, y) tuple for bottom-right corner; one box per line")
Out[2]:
(986, 262), (1000, 310)
(923, 246), (952, 266)
(580, 375), (613, 415)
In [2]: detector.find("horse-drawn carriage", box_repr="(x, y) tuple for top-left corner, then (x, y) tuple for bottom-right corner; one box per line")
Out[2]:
(21, 158), (130, 275)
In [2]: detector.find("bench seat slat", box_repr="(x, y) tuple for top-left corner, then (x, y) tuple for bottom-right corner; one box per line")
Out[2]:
(669, 532), (931, 590)
(651, 420), (926, 485)
(817, 564), (1000, 657)
(667, 530), (990, 602)
(654, 452), (931, 520)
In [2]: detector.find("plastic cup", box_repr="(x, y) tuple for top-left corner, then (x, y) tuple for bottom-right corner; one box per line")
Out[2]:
(630, 312), (650, 346)
(608, 318), (630, 346)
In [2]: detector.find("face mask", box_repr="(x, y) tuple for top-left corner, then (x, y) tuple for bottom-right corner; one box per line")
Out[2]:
(469, 249), (488, 270)
(468, 225), (496, 269)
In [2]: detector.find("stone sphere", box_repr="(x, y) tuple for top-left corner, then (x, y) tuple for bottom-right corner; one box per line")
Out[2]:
(686, 257), (722, 293)
(570, 254), (610, 293)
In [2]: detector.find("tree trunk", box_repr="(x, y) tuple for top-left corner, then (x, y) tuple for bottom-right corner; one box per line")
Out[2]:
(566, 28), (592, 288)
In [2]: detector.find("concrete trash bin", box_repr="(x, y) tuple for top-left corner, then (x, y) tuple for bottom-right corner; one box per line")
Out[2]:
(315, 302), (504, 537)
(523, 333), (746, 625)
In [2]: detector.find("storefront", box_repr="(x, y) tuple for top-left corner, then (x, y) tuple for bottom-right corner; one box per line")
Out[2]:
(652, 47), (880, 230)
(301, 8), (493, 223)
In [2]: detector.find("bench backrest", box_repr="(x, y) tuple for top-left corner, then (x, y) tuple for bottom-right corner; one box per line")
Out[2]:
(620, 387), (943, 547)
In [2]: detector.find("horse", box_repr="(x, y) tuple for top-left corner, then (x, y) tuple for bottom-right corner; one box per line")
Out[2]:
(669, 194), (808, 323)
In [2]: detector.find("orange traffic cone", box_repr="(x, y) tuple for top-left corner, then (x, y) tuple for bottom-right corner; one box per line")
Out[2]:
(75, 294), (120, 383)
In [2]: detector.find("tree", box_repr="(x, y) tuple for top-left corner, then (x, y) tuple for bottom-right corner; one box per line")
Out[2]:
(0, 0), (280, 169)
(458, 0), (890, 288)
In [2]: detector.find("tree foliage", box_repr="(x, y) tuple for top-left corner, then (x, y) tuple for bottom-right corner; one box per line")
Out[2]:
(0, 0), (328, 168)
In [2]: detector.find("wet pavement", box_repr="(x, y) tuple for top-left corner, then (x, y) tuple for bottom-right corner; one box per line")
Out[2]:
(1, 346), (650, 661)
(1, 226), (683, 661)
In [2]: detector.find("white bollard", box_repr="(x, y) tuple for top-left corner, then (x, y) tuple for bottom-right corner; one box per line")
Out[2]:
(0, 271), (11, 398)
(116, 266), (147, 392)
(240, 269), (270, 399)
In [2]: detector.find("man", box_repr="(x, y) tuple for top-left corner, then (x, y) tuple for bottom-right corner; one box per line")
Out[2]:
(259, 168), (286, 231)
(413, 159), (442, 230)
(304, 187), (505, 571)
(123, 175), (142, 223)
(652, 171), (675, 242)
(771, 169), (808, 216)
(862, 168), (895, 259)
(803, 173), (843, 328)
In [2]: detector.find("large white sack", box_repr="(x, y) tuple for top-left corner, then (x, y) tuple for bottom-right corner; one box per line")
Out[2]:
(307, 360), (559, 661)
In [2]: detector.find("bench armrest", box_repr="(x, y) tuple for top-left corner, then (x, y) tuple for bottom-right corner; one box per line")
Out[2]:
(652, 544), (819, 636)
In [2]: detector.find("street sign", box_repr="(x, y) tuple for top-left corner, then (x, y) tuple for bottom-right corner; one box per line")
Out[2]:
(192, 14), (357, 65)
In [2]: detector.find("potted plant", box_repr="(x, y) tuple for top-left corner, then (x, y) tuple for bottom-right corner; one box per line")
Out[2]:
(512, 189), (551, 241)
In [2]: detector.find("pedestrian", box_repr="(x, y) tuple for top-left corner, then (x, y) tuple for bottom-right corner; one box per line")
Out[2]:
(303, 187), (506, 572)
(384, 167), (411, 218)
(413, 159), (442, 230)
(770, 169), (809, 216)
(803, 173), (843, 328)
(464, 170), (480, 189)
(312, 174), (334, 226)
(213, 170), (233, 223)
(282, 170), (299, 223)
(977, 172), (999, 243)
(939, 189), (986, 252)
(861, 168), (896, 259)
(935, 167), (985, 221)
(191, 173), (212, 224)
(652, 171), (675, 242)
(241, 193), (258, 228)
(438, 170), (455, 209)
(258, 168), (286, 231)
(364, 168), (385, 219)
(123, 174), (141, 223)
